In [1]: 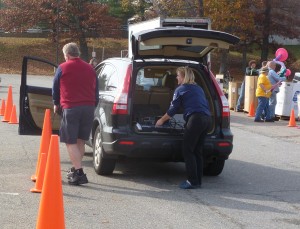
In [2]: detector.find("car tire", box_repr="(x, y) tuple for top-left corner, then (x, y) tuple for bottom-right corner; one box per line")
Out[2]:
(203, 159), (225, 176)
(93, 126), (116, 175)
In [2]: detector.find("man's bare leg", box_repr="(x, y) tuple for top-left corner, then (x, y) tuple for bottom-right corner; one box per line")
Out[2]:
(66, 139), (88, 185)
(66, 143), (82, 170)
(77, 139), (85, 161)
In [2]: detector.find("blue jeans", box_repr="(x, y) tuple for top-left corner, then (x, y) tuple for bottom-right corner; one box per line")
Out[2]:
(255, 97), (271, 121)
(236, 80), (245, 110)
(269, 91), (278, 119)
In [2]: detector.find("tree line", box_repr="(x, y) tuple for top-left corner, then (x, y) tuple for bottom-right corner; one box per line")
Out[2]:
(0, 0), (299, 72)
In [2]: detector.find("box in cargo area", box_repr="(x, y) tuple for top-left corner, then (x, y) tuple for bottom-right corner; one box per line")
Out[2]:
(228, 81), (242, 110)
(244, 75), (258, 112)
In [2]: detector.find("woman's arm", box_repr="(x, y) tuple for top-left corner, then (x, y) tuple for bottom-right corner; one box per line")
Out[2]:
(155, 113), (171, 126)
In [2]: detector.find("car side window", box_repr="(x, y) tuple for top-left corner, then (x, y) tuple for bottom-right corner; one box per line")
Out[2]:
(96, 65), (105, 91)
(106, 66), (119, 91)
(97, 64), (115, 91)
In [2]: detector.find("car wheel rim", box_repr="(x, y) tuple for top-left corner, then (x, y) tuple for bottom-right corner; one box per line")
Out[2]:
(94, 131), (102, 167)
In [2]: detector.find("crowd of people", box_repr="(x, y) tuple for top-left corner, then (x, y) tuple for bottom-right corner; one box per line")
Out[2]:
(235, 59), (287, 122)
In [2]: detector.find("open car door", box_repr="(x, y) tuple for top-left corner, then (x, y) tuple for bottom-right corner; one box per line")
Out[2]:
(19, 56), (60, 135)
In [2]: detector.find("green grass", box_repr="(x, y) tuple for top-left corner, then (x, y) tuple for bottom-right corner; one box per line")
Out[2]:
(231, 43), (300, 60)
(0, 37), (128, 74)
(0, 37), (299, 76)
(285, 45), (300, 59)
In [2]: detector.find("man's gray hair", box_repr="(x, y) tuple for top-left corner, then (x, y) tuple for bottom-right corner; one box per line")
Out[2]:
(62, 42), (80, 57)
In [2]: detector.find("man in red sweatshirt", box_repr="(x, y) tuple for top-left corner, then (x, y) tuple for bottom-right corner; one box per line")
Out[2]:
(52, 42), (99, 185)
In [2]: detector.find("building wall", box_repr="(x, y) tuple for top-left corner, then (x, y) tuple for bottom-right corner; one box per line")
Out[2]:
(269, 35), (300, 45)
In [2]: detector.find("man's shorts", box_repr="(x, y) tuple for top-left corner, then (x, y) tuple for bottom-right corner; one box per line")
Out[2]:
(59, 105), (94, 144)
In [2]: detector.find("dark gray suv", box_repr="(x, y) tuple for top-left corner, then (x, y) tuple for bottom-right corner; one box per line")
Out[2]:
(18, 27), (239, 176)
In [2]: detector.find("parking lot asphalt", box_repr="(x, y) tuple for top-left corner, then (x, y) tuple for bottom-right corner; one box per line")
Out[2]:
(1, 73), (300, 228)
(230, 110), (300, 145)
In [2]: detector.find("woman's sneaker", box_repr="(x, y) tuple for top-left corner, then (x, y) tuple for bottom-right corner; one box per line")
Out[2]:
(179, 180), (199, 189)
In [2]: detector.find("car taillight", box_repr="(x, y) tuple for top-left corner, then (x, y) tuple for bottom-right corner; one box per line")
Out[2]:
(210, 72), (230, 127)
(220, 95), (230, 117)
(218, 142), (231, 147)
(112, 65), (132, 115)
(119, 141), (135, 145)
(112, 93), (128, 114)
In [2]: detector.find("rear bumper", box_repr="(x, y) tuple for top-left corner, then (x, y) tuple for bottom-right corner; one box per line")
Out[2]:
(102, 132), (233, 162)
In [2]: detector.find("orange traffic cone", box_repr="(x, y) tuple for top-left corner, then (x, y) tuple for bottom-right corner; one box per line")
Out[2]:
(247, 102), (255, 117)
(2, 86), (13, 122)
(287, 108), (297, 127)
(30, 153), (47, 193)
(31, 109), (52, 182)
(0, 99), (5, 116)
(8, 104), (18, 124)
(36, 135), (65, 229)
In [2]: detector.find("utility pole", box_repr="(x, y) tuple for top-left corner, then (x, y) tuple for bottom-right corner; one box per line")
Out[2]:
(56, 0), (60, 65)
(198, 0), (204, 17)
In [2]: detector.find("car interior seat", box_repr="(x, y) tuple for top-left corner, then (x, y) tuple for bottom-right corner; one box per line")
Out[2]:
(149, 86), (172, 112)
(134, 84), (150, 104)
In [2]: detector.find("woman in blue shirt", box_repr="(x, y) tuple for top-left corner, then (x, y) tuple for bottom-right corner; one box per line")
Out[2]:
(156, 66), (211, 189)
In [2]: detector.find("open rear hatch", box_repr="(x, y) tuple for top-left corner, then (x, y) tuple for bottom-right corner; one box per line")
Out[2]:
(130, 27), (240, 135)
(130, 27), (240, 62)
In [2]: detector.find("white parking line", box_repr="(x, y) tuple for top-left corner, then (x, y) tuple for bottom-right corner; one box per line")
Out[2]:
(0, 192), (19, 196)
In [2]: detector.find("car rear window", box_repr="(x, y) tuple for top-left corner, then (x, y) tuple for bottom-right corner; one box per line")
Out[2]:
(136, 69), (161, 90)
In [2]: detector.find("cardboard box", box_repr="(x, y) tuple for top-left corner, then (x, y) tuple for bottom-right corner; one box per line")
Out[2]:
(275, 82), (300, 117)
(244, 75), (258, 112)
(228, 81), (242, 109)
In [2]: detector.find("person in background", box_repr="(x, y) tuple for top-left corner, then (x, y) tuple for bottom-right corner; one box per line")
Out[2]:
(52, 42), (99, 185)
(89, 57), (98, 68)
(235, 60), (259, 112)
(267, 61), (286, 121)
(155, 66), (211, 189)
(260, 61), (268, 71)
(254, 66), (273, 122)
(258, 60), (269, 120)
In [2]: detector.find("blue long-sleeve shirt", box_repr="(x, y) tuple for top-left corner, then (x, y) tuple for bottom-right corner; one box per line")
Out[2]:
(268, 69), (286, 93)
(167, 83), (211, 121)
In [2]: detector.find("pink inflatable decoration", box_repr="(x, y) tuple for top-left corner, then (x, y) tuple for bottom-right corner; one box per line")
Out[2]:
(285, 69), (291, 76)
(275, 48), (288, 62)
